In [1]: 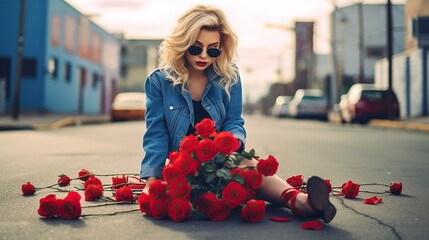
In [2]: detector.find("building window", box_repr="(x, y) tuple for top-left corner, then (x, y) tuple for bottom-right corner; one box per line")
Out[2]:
(65, 62), (71, 82)
(22, 58), (37, 77)
(366, 47), (385, 58)
(48, 57), (58, 79)
(92, 72), (98, 89)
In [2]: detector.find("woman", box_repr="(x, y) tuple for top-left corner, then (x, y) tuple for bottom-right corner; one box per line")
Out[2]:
(139, 5), (336, 223)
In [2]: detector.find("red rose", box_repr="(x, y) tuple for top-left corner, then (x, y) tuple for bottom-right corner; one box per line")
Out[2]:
(168, 198), (192, 222)
(196, 138), (219, 162)
(389, 182), (402, 195)
(195, 118), (216, 138)
(168, 151), (180, 164)
(37, 194), (58, 218)
(78, 169), (91, 181)
(115, 186), (135, 202)
(173, 152), (198, 177)
(111, 175), (127, 189)
(21, 182), (36, 195)
(148, 180), (168, 200)
(324, 179), (332, 193)
(207, 198), (231, 221)
(168, 177), (191, 200)
(194, 192), (217, 216)
(221, 181), (247, 209)
(58, 175), (71, 187)
(179, 134), (199, 153)
(138, 192), (152, 216)
(84, 176), (102, 189)
(162, 164), (178, 183)
(58, 192), (81, 219)
(149, 199), (168, 220)
(286, 175), (303, 188)
(240, 200), (266, 223)
(214, 131), (239, 155)
(256, 155), (279, 176)
(84, 184), (103, 201)
(341, 181), (360, 198)
(243, 169), (263, 190)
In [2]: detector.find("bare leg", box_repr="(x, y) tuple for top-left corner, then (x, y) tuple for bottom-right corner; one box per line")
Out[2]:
(239, 158), (313, 213)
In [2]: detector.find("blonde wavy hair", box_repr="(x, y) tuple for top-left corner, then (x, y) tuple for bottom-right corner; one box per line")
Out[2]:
(159, 5), (239, 95)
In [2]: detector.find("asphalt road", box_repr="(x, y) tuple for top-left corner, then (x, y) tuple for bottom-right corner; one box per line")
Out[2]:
(0, 115), (428, 240)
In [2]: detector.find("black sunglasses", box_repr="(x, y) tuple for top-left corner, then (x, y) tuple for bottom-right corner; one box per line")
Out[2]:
(187, 45), (222, 58)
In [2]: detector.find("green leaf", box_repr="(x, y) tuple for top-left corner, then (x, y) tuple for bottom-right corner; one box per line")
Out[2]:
(232, 174), (245, 185)
(203, 163), (217, 173)
(216, 169), (231, 181)
(205, 174), (216, 184)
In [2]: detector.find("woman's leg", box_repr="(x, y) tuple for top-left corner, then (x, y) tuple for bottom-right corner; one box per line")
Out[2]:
(239, 158), (313, 213)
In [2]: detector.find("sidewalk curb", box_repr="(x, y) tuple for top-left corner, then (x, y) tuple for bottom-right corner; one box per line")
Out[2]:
(369, 119), (429, 132)
(0, 116), (111, 131)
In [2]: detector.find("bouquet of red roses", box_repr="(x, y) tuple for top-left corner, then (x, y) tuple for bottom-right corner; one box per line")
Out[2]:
(137, 118), (279, 223)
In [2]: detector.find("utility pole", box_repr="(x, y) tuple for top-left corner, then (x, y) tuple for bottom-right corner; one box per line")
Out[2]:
(358, 2), (365, 83)
(386, 0), (393, 119)
(11, 0), (26, 120)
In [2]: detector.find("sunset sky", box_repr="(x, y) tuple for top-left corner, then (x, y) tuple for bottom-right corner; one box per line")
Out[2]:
(66, 0), (405, 101)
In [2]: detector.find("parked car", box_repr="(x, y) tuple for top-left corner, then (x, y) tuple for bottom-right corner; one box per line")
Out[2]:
(288, 89), (329, 120)
(339, 84), (400, 124)
(111, 92), (146, 121)
(271, 95), (292, 118)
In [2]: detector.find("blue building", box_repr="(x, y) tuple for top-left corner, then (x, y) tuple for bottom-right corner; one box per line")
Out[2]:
(0, 0), (121, 115)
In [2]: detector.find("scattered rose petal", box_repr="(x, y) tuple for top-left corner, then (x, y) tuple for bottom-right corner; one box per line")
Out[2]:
(301, 219), (324, 230)
(363, 196), (383, 205)
(270, 216), (291, 222)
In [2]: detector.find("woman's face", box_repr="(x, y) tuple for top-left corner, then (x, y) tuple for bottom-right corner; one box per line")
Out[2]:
(185, 29), (221, 72)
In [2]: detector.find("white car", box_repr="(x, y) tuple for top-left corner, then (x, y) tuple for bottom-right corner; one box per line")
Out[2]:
(288, 89), (329, 120)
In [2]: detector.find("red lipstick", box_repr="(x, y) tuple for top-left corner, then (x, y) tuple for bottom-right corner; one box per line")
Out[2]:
(196, 61), (207, 67)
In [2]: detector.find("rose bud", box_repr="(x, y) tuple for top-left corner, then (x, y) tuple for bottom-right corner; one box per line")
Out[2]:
(78, 169), (92, 181)
(58, 175), (71, 187)
(21, 182), (36, 195)
(389, 182), (402, 195)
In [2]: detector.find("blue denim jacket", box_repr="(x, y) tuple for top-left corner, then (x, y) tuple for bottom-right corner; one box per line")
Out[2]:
(139, 66), (246, 179)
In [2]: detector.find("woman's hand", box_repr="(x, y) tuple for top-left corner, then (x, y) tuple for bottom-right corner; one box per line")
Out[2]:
(142, 176), (158, 194)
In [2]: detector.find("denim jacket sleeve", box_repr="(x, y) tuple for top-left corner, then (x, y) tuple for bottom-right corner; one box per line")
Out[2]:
(220, 73), (246, 146)
(139, 72), (169, 179)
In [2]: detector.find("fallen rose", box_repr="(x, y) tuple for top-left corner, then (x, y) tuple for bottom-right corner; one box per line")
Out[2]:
(111, 175), (127, 189)
(114, 186), (135, 202)
(78, 169), (91, 181)
(57, 192), (81, 220)
(84, 176), (102, 189)
(240, 199), (266, 223)
(324, 179), (333, 193)
(389, 182), (402, 195)
(85, 184), (103, 201)
(341, 180), (360, 198)
(57, 175), (71, 187)
(37, 194), (58, 218)
(21, 182), (36, 195)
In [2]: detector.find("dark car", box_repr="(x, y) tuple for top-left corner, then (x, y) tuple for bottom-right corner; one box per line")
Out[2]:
(339, 84), (400, 124)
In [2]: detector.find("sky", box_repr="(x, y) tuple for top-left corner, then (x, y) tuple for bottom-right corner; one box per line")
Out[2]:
(65, 0), (405, 102)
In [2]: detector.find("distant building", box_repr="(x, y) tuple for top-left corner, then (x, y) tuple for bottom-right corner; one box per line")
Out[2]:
(330, 3), (405, 95)
(405, 0), (429, 50)
(0, 0), (121, 115)
(117, 36), (162, 92)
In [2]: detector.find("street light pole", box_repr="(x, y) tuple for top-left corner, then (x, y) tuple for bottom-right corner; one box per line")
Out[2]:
(386, 0), (393, 119)
(11, 0), (26, 120)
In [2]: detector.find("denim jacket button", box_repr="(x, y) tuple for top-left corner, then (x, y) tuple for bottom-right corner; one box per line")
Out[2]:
(169, 106), (174, 110)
